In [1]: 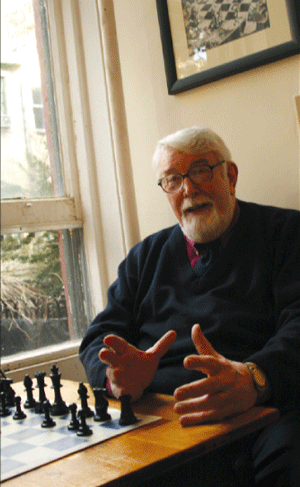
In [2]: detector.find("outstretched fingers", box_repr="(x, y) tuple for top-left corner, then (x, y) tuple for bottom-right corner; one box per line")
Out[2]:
(191, 324), (220, 357)
(147, 330), (177, 360)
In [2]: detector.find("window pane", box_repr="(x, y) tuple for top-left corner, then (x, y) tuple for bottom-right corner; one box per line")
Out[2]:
(1, 229), (91, 357)
(1, 0), (63, 199)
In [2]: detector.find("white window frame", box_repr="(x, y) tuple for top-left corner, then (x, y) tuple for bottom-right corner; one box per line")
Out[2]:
(1, 0), (135, 381)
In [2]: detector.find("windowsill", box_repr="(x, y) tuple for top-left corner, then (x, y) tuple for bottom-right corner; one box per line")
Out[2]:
(1, 340), (82, 374)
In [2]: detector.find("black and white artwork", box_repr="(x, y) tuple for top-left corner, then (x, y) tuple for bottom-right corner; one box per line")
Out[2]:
(182, 0), (270, 62)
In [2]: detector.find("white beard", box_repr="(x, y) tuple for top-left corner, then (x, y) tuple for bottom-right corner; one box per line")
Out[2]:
(180, 201), (234, 243)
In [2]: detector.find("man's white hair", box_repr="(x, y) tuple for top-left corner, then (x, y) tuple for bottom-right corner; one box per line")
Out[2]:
(152, 126), (232, 173)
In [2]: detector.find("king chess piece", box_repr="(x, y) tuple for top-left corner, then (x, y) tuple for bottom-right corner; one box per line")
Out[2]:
(50, 365), (69, 416)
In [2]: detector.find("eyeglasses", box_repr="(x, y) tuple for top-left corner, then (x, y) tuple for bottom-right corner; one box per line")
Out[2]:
(158, 160), (226, 194)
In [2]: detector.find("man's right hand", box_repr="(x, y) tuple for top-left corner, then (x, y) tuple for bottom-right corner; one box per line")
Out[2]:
(99, 330), (177, 402)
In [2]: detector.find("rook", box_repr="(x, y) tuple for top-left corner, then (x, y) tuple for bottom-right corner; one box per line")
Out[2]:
(119, 394), (138, 426)
(93, 387), (111, 422)
(68, 403), (80, 431)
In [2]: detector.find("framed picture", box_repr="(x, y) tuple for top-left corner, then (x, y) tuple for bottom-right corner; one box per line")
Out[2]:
(156, 0), (300, 94)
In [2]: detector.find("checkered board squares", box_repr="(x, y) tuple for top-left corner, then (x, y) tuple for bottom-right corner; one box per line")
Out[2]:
(1, 403), (161, 482)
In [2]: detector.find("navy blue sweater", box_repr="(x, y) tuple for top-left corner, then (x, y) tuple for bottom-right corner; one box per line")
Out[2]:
(79, 201), (300, 411)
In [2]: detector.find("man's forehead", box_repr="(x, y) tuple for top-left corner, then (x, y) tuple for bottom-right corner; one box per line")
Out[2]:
(158, 148), (216, 174)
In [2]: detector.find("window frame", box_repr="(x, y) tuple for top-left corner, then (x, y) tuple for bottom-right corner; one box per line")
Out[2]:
(1, 0), (120, 380)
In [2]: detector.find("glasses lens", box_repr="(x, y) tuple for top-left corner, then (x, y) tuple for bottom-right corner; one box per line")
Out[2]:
(162, 174), (182, 193)
(189, 166), (211, 185)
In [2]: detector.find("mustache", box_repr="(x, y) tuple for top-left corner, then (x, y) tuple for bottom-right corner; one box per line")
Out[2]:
(181, 199), (213, 213)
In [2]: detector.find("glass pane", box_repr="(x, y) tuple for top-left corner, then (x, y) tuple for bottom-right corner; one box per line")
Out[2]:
(1, 0), (63, 200)
(1, 229), (91, 357)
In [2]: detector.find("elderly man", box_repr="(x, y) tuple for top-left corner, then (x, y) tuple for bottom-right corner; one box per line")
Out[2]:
(80, 127), (300, 486)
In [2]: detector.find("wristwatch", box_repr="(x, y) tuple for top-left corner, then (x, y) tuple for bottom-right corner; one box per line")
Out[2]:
(245, 362), (270, 405)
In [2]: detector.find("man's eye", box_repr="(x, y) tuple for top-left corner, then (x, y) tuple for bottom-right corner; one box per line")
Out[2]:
(166, 174), (181, 185)
(191, 167), (209, 176)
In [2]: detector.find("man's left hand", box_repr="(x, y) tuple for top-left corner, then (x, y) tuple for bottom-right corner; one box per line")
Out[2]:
(174, 324), (258, 426)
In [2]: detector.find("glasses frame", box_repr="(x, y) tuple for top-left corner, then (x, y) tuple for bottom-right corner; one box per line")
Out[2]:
(158, 160), (226, 194)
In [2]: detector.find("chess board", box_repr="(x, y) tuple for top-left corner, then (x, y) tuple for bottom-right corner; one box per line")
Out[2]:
(1, 401), (161, 482)
(183, 0), (270, 52)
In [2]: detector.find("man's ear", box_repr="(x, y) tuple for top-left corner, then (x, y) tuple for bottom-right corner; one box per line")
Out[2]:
(227, 162), (238, 194)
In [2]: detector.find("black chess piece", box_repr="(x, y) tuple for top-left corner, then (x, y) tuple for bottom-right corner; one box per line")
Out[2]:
(119, 394), (138, 426)
(77, 410), (93, 436)
(68, 403), (80, 431)
(93, 388), (111, 422)
(78, 382), (94, 418)
(13, 396), (27, 420)
(1, 377), (15, 407)
(34, 372), (48, 413)
(23, 374), (37, 409)
(0, 391), (11, 417)
(50, 365), (69, 416)
(41, 400), (56, 428)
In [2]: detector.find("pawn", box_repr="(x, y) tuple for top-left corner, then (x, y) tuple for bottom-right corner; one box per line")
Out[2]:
(93, 388), (111, 422)
(119, 394), (138, 426)
(13, 396), (26, 420)
(41, 400), (56, 428)
(77, 410), (93, 437)
(68, 403), (80, 431)
(78, 382), (94, 418)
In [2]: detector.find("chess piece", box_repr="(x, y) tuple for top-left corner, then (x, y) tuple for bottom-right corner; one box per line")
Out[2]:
(23, 374), (37, 409)
(119, 394), (138, 426)
(77, 410), (93, 436)
(41, 400), (56, 428)
(50, 365), (69, 416)
(0, 391), (11, 417)
(68, 403), (80, 431)
(93, 388), (111, 422)
(78, 382), (94, 418)
(1, 377), (15, 407)
(34, 372), (48, 413)
(13, 396), (27, 420)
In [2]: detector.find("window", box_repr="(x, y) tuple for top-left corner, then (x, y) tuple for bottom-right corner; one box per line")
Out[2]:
(1, 0), (138, 381)
(32, 86), (45, 131)
(1, 75), (11, 128)
(1, 0), (91, 377)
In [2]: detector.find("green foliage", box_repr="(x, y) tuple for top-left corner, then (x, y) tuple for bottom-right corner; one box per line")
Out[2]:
(1, 231), (64, 299)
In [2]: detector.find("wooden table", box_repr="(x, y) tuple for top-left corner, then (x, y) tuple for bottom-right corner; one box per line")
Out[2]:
(3, 380), (279, 487)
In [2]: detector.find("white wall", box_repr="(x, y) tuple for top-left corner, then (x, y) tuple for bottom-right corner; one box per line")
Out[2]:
(113, 0), (300, 240)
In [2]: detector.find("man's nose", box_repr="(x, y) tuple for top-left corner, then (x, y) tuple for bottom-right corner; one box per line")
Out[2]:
(182, 175), (199, 196)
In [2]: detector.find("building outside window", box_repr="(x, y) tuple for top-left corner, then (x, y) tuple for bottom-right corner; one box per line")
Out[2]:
(1, 0), (91, 372)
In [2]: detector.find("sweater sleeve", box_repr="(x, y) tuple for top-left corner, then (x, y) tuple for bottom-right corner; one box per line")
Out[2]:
(79, 245), (141, 388)
(245, 209), (300, 412)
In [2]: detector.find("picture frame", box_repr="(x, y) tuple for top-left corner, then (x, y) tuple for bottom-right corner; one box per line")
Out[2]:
(156, 0), (300, 94)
